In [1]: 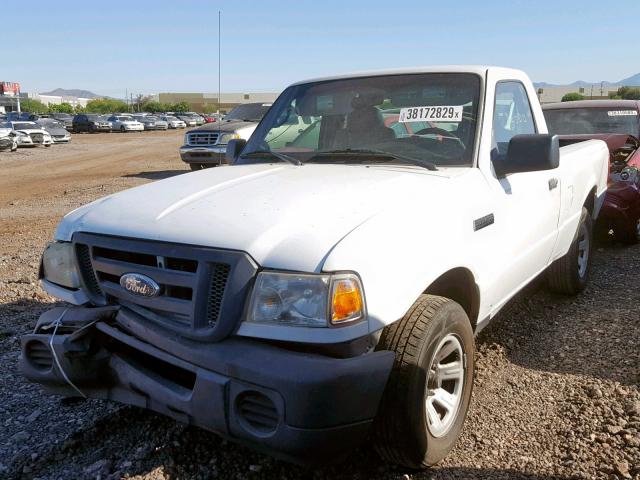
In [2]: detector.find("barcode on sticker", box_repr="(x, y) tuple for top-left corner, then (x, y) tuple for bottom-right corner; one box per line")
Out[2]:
(608, 110), (638, 117)
(399, 105), (463, 123)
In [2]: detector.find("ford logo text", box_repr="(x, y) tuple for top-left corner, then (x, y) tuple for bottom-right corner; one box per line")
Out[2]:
(119, 273), (160, 298)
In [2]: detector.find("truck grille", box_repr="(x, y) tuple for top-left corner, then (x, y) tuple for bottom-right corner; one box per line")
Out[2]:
(73, 233), (256, 341)
(187, 132), (220, 146)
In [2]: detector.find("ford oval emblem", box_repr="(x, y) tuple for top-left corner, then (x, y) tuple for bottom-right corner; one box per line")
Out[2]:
(120, 273), (160, 298)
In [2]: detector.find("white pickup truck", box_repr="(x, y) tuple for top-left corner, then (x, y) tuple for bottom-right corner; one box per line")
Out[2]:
(22, 66), (608, 468)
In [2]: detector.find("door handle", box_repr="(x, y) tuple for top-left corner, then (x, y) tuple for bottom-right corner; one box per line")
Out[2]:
(548, 178), (559, 190)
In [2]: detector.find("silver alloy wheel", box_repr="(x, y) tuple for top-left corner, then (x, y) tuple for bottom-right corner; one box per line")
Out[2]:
(425, 334), (465, 438)
(577, 222), (590, 278)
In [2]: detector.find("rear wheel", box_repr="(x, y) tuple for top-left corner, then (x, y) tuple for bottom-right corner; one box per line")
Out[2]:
(190, 163), (204, 171)
(374, 295), (474, 468)
(120, 126), (126, 133)
(547, 207), (592, 295)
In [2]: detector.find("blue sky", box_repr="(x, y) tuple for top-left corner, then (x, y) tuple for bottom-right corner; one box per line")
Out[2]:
(2, 0), (638, 96)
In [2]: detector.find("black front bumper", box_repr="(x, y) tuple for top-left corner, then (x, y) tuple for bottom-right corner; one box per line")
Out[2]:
(180, 145), (226, 165)
(20, 307), (394, 464)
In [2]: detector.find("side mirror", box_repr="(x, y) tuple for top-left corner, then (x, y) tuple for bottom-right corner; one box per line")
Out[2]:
(494, 134), (559, 177)
(226, 138), (247, 164)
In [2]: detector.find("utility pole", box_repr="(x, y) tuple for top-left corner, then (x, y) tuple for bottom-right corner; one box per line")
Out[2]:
(218, 10), (221, 116)
(125, 89), (128, 112)
(600, 81), (604, 97)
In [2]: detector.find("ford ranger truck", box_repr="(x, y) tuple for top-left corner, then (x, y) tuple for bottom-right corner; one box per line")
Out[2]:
(179, 102), (272, 170)
(23, 66), (609, 468)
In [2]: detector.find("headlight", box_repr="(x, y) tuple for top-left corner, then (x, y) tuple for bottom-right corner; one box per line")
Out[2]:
(219, 133), (240, 144)
(246, 271), (365, 327)
(41, 241), (81, 289)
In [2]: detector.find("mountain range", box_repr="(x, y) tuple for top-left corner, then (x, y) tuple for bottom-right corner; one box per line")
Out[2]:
(41, 88), (103, 99)
(534, 73), (640, 89)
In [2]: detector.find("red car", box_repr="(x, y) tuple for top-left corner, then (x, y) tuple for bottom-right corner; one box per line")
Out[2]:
(544, 101), (640, 243)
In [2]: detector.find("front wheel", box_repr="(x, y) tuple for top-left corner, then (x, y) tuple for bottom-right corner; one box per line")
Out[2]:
(120, 126), (126, 133)
(374, 295), (474, 468)
(547, 207), (593, 295)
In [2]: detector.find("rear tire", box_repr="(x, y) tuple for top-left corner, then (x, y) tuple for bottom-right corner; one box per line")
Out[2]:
(190, 163), (203, 171)
(547, 207), (592, 295)
(374, 295), (474, 469)
(120, 126), (126, 133)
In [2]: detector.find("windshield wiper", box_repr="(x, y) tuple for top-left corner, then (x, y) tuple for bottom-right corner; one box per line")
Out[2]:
(241, 149), (302, 166)
(307, 148), (437, 171)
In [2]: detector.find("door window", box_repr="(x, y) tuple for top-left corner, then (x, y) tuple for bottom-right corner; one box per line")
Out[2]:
(492, 82), (536, 157)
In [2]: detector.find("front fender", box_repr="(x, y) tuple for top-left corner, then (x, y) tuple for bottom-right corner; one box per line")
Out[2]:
(322, 201), (481, 334)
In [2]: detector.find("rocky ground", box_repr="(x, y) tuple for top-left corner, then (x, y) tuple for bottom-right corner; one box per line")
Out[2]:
(0, 132), (638, 479)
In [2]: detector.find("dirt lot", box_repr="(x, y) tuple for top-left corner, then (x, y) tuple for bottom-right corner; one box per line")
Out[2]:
(0, 131), (638, 480)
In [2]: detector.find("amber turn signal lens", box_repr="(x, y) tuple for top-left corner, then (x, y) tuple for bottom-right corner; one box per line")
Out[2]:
(331, 277), (364, 324)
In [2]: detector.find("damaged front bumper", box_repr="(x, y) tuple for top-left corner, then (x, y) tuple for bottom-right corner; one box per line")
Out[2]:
(20, 306), (394, 464)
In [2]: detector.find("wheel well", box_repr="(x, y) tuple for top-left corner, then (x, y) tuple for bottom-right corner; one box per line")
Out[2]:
(423, 268), (480, 328)
(584, 186), (596, 216)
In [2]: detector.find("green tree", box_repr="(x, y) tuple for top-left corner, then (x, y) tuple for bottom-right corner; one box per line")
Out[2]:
(561, 93), (585, 102)
(171, 102), (190, 113)
(615, 86), (640, 100)
(139, 101), (169, 113)
(19, 98), (48, 113)
(49, 103), (74, 114)
(85, 98), (129, 114)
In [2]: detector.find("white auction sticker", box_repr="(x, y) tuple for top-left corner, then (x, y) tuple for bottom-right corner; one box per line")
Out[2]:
(608, 110), (638, 117)
(398, 105), (463, 123)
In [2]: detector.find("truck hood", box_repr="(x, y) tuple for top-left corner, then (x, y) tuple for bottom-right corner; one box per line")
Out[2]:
(190, 120), (256, 133)
(56, 164), (448, 271)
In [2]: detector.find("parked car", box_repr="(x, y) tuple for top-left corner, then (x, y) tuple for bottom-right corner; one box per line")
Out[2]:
(37, 118), (72, 143)
(50, 113), (74, 129)
(0, 126), (18, 152)
(179, 102), (272, 169)
(135, 115), (168, 131)
(159, 115), (186, 129)
(107, 115), (144, 132)
(151, 116), (169, 130)
(72, 114), (112, 133)
(185, 112), (205, 125)
(4, 121), (53, 147)
(7, 112), (41, 121)
(175, 114), (197, 127)
(543, 100), (640, 138)
(544, 101), (640, 243)
(22, 66), (608, 469)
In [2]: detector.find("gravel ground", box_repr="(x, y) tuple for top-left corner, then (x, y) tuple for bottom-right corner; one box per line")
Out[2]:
(0, 133), (638, 480)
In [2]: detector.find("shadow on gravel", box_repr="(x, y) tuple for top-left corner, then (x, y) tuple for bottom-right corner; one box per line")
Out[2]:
(123, 170), (189, 181)
(475, 243), (639, 387)
(10, 405), (585, 480)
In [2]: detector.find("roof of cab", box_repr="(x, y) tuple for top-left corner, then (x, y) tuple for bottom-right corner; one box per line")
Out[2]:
(289, 65), (524, 87)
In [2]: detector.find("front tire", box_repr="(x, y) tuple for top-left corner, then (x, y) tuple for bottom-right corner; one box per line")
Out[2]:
(547, 207), (592, 295)
(374, 295), (474, 469)
(190, 163), (204, 171)
(120, 126), (126, 133)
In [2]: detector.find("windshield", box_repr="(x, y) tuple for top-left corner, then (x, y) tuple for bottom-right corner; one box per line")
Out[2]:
(13, 122), (38, 130)
(544, 107), (640, 137)
(243, 73), (481, 168)
(225, 103), (272, 122)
